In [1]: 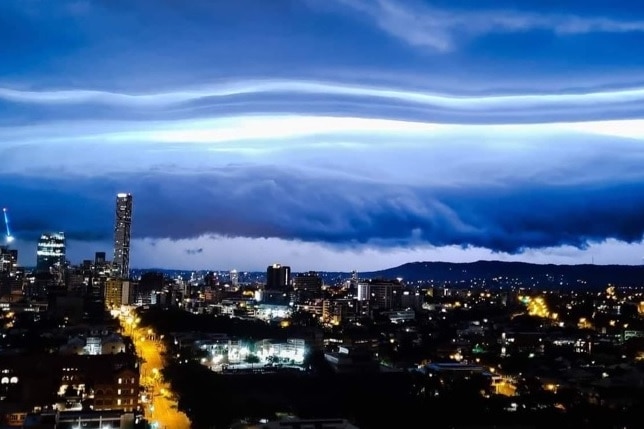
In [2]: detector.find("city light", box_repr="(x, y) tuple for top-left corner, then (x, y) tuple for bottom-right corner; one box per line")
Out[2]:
(519, 295), (552, 319)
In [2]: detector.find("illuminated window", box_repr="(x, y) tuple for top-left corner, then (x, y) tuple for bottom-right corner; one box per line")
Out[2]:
(9, 377), (17, 384)
(118, 378), (122, 384)
(0, 377), (8, 384)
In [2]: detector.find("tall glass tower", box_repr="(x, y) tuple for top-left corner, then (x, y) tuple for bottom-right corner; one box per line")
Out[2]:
(113, 193), (133, 279)
(36, 232), (66, 273)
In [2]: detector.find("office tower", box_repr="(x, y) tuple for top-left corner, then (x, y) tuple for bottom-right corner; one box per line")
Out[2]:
(356, 279), (403, 311)
(0, 246), (17, 274)
(36, 232), (66, 273)
(0, 246), (19, 296)
(293, 271), (322, 292)
(95, 251), (106, 266)
(113, 193), (133, 279)
(266, 263), (291, 289)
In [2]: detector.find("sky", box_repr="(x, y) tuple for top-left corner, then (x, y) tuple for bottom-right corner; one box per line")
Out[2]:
(3, 0), (644, 272)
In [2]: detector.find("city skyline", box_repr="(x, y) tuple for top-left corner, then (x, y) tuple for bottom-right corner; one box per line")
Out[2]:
(3, 0), (644, 271)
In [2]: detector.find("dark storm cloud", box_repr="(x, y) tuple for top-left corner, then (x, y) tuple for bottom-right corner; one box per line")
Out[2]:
(2, 167), (644, 254)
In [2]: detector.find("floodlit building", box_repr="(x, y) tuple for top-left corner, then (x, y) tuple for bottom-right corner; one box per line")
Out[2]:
(324, 345), (379, 373)
(256, 339), (307, 364)
(105, 278), (132, 308)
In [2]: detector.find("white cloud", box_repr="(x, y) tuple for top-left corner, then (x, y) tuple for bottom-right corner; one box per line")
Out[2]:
(13, 235), (644, 272)
(4, 115), (643, 148)
(2, 114), (644, 185)
(117, 236), (644, 271)
(331, 0), (644, 51)
(3, 79), (644, 111)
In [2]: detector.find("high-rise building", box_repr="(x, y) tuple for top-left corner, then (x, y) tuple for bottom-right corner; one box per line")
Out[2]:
(105, 278), (131, 307)
(113, 193), (133, 279)
(266, 263), (291, 290)
(95, 251), (106, 266)
(0, 246), (19, 296)
(356, 279), (403, 311)
(0, 246), (17, 274)
(293, 271), (322, 292)
(36, 232), (66, 273)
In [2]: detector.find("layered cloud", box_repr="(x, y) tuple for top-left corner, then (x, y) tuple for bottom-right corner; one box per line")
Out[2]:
(4, 81), (644, 124)
(3, 76), (644, 269)
(3, 1), (644, 270)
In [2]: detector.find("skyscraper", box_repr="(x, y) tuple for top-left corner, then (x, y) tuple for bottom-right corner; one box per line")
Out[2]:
(113, 193), (133, 279)
(0, 246), (19, 295)
(266, 263), (291, 290)
(36, 232), (66, 273)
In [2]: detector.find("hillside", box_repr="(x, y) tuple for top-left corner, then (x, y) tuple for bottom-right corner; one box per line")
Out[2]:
(363, 260), (644, 289)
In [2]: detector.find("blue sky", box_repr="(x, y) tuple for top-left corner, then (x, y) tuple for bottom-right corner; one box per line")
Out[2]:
(3, 0), (644, 271)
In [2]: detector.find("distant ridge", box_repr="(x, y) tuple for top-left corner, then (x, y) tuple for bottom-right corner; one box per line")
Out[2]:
(134, 260), (644, 290)
(363, 260), (644, 289)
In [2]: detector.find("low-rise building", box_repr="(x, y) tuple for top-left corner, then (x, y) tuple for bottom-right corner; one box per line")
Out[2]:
(262, 418), (360, 429)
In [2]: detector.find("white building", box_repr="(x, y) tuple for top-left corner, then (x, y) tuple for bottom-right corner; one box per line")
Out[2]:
(262, 418), (360, 429)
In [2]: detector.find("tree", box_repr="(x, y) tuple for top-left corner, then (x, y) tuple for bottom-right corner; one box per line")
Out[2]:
(245, 354), (260, 364)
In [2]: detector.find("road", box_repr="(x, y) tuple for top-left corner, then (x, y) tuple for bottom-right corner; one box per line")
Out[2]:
(122, 318), (191, 429)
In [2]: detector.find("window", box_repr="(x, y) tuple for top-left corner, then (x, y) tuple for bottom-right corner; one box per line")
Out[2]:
(118, 378), (122, 384)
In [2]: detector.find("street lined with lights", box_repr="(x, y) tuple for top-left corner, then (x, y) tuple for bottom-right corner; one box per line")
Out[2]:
(118, 309), (190, 429)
